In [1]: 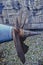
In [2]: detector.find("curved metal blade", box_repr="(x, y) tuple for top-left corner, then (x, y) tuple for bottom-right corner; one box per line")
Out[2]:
(13, 30), (25, 64)
(18, 10), (23, 28)
(20, 37), (29, 54)
(23, 30), (41, 38)
(21, 42), (29, 54)
(29, 28), (43, 31)
(16, 18), (20, 30)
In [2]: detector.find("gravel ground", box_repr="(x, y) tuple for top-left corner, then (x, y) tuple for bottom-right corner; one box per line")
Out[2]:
(0, 33), (43, 65)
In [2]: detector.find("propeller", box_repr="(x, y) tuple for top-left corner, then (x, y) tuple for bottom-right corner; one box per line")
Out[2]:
(0, 10), (41, 64)
(12, 19), (25, 63)
(12, 11), (41, 64)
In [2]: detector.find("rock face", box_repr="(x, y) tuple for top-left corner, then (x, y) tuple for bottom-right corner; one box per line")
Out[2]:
(0, 0), (43, 29)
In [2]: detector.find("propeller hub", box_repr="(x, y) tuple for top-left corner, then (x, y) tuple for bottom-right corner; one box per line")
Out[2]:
(14, 28), (24, 37)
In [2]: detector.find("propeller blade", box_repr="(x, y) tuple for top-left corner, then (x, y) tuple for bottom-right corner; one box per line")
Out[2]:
(18, 10), (23, 28)
(20, 37), (29, 54)
(16, 18), (20, 30)
(13, 30), (25, 64)
(21, 42), (29, 54)
(29, 28), (43, 31)
(23, 30), (41, 38)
